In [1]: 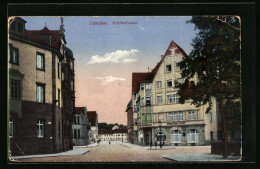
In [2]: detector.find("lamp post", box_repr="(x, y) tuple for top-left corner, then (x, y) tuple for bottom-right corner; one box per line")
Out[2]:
(159, 120), (162, 148)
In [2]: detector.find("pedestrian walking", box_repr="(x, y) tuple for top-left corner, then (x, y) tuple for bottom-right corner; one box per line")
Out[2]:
(109, 140), (111, 145)
(155, 141), (157, 149)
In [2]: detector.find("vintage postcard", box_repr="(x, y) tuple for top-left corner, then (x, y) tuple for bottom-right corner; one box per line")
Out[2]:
(8, 15), (243, 163)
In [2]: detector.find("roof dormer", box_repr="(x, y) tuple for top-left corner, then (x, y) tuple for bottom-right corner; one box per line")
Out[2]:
(9, 17), (26, 35)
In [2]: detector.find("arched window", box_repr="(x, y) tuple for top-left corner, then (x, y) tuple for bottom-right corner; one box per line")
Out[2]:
(171, 130), (182, 143)
(187, 129), (199, 143)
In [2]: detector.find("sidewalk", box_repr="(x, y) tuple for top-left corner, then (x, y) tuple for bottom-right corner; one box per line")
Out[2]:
(163, 153), (241, 162)
(74, 142), (99, 148)
(116, 141), (175, 150)
(12, 146), (91, 160)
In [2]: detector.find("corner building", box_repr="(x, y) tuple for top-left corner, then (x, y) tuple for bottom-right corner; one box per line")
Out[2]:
(8, 17), (69, 155)
(131, 41), (219, 146)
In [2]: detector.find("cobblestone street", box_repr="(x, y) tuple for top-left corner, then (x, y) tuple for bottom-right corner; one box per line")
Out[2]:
(16, 141), (211, 162)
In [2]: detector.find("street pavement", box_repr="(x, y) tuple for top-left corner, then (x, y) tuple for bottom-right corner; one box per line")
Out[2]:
(13, 141), (240, 162)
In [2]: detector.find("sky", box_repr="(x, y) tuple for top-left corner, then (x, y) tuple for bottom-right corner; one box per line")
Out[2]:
(21, 16), (197, 125)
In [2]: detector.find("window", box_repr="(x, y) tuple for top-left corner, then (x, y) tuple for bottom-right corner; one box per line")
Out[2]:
(10, 22), (16, 31)
(134, 118), (137, 126)
(174, 112), (178, 121)
(187, 129), (199, 143)
(145, 84), (151, 90)
(157, 96), (163, 105)
(9, 44), (19, 65)
(188, 111), (196, 120)
(169, 112), (173, 121)
(74, 129), (81, 139)
(146, 97), (151, 106)
(57, 63), (60, 79)
(179, 112), (183, 121)
(167, 95), (172, 104)
(147, 114), (152, 123)
(75, 115), (80, 124)
(36, 52), (45, 70)
(171, 130), (182, 143)
(17, 22), (23, 33)
(140, 84), (144, 90)
(9, 117), (13, 137)
(61, 72), (64, 81)
(157, 81), (162, 88)
(37, 119), (45, 137)
(10, 79), (20, 99)
(71, 81), (73, 91)
(36, 83), (45, 103)
(167, 80), (172, 87)
(173, 94), (179, 103)
(70, 61), (73, 70)
(166, 65), (172, 72)
(58, 89), (60, 107)
(134, 105), (137, 112)
(142, 114), (146, 123)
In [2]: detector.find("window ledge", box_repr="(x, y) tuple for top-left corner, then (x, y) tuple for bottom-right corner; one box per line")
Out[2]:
(36, 68), (45, 71)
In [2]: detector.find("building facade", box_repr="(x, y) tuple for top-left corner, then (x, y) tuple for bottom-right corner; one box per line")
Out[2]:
(61, 46), (75, 151)
(8, 17), (69, 155)
(126, 100), (134, 143)
(99, 129), (128, 142)
(87, 111), (99, 143)
(130, 41), (219, 146)
(72, 107), (90, 146)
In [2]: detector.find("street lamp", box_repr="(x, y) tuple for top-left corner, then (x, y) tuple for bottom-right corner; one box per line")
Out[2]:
(158, 120), (162, 148)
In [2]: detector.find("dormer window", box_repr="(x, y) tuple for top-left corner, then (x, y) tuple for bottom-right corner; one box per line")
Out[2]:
(17, 22), (24, 34)
(9, 18), (26, 35)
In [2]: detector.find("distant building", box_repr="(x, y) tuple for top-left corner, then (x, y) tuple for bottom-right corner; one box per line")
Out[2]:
(99, 128), (128, 142)
(126, 100), (134, 143)
(87, 111), (98, 143)
(129, 41), (219, 146)
(8, 17), (68, 155)
(72, 107), (90, 146)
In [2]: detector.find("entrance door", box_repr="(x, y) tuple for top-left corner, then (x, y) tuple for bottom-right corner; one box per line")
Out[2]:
(146, 133), (149, 146)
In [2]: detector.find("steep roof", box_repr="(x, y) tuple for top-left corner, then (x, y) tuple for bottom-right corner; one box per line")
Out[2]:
(75, 107), (86, 115)
(131, 40), (189, 93)
(87, 111), (98, 126)
(23, 26), (60, 48)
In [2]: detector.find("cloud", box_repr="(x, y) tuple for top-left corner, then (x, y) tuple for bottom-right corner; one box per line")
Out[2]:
(95, 76), (126, 84)
(139, 26), (145, 31)
(87, 49), (139, 64)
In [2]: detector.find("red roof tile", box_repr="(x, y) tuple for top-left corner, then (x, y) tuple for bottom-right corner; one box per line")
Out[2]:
(23, 26), (60, 48)
(75, 107), (86, 115)
(87, 111), (98, 126)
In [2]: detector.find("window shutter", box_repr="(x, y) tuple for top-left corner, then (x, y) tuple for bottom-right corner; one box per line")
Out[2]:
(16, 48), (19, 64)
(9, 44), (13, 62)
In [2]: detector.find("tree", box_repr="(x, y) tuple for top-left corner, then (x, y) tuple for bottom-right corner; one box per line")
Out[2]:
(175, 16), (240, 158)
